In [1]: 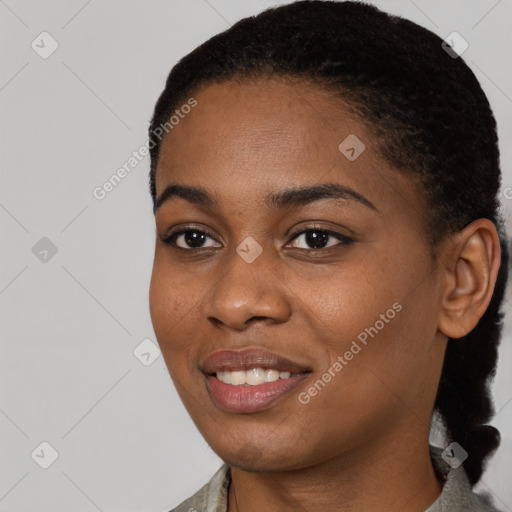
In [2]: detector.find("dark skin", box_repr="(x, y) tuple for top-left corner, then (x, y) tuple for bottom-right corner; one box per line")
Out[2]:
(149, 78), (500, 511)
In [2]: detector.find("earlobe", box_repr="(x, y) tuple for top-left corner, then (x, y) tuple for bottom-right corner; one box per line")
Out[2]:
(438, 219), (501, 339)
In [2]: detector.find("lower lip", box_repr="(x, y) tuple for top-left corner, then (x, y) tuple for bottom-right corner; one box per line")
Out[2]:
(205, 373), (310, 413)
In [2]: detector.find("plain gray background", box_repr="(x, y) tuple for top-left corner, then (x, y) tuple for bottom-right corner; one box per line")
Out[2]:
(1, 1), (511, 511)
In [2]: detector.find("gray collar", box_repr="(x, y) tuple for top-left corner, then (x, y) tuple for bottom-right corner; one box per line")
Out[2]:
(169, 445), (503, 512)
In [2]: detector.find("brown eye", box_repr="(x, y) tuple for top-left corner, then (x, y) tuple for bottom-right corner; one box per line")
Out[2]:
(289, 228), (354, 250)
(162, 228), (221, 250)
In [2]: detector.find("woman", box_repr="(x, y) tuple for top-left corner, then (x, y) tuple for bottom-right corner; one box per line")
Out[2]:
(147, 1), (508, 510)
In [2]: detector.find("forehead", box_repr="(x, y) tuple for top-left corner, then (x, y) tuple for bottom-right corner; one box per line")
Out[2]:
(163, 77), (359, 153)
(157, 78), (365, 184)
(154, 77), (425, 224)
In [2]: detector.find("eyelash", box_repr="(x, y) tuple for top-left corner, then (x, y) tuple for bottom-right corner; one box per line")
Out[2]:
(161, 225), (354, 252)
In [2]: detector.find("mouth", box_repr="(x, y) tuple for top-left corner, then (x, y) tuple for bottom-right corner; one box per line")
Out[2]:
(201, 347), (312, 413)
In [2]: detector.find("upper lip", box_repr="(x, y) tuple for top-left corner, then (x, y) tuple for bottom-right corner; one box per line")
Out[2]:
(201, 347), (311, 375)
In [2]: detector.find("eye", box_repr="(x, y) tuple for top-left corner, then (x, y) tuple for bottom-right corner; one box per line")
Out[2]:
(161, 226), (354, 252)
(288, 228), (354, 250)
(161, 227), (221, 250)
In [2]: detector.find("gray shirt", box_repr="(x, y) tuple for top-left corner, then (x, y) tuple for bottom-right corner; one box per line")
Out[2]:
(168, 446), (502, 511)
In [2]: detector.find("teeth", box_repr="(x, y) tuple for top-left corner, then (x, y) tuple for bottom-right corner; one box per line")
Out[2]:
(217, 368), (294, 386)
(230, 371), (246, 386)
(246, 367), (266, 385)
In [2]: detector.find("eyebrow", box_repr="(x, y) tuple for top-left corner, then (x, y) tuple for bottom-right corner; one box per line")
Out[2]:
(154, 182), (378, 213)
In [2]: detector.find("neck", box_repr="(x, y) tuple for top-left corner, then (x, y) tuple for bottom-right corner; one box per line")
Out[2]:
(227, 434), (443, 512)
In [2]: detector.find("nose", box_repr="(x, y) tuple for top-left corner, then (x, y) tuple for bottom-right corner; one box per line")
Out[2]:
(205, 246), (291, 330)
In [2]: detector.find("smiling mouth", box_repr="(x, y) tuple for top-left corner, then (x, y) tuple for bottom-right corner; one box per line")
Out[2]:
(201, 347), (313, 412)
(205, 371), (311, 413)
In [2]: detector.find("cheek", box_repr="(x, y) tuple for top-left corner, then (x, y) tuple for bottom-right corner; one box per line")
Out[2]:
(149, 259), (169, 336)
(295, 266), (399, 353)
(296, 253), (434, 386)
(307, 277), (439, 428)
(149, 255), (188, 352)
(149, 252), (211, 380)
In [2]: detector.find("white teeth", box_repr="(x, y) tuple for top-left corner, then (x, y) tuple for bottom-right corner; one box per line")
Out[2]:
(217, 371), (231, 384)
(230, 371), (246, 386)
(265, 369), (279, 382)
(216, 367), (294, 386)
(246, 367), (266, 385)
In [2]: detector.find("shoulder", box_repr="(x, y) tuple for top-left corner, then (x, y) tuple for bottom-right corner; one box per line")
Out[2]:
(166, 464), (231, 512)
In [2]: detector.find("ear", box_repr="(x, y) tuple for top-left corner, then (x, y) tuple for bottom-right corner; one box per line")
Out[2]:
(438, 219), (501, 339)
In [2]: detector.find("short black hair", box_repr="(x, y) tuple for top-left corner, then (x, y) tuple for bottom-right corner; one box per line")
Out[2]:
(148, 0), (509, 486)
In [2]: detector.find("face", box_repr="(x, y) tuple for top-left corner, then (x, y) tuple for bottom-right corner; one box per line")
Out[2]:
(149, 77), (448, 472)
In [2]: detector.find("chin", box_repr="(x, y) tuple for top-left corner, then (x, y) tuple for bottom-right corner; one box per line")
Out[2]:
(208, 432), (312, 473)
(222, 452), (304, 473)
